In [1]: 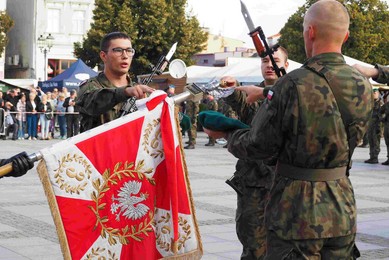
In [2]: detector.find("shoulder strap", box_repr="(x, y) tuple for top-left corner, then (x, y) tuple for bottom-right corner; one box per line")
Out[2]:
(305, 63), (357, 176)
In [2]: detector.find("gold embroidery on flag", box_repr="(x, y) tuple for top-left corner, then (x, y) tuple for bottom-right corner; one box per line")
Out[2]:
(84, 247), (119, 260)
(54, 154), (93, 194)
(89, 161), (155, 245)
(143, 119), (164, 158)
(155, 209), (193, 253)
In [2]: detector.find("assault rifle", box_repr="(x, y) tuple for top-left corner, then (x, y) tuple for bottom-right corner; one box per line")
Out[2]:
(119, 42), (178, 117)
(240, 0), (286, 78)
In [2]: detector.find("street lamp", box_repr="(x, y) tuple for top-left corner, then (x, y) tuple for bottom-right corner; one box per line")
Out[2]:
(37, 33), (54, 81)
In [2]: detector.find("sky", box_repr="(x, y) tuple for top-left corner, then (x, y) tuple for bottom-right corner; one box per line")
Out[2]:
(186, 0), (389, 48)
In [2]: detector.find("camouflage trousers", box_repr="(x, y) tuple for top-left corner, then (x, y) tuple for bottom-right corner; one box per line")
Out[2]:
(384, 123), (389, 158)
(236, 187), (269, 260)
(265, 231), (360, 260)
(187, 120), (197, 145)
(368, 118), (381, 159)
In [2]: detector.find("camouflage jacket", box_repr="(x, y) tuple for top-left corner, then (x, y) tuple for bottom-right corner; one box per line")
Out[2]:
(374, 64), (389, 85)
(380, 102), (389, 124)
(224, 81), (275, 188)
(206, 99), (218, 111)
(184, 100), (199, 124)
(76, 73), (133, 132)
(227, 53), (373, 240)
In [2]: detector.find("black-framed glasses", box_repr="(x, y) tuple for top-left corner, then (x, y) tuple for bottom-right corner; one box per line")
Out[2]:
(108, 47), (136, 57)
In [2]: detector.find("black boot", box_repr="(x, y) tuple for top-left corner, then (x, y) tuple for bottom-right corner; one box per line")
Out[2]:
(382, 160), (389, 165)
(184, 144), (195, 149)
(365, 158), (379, 164)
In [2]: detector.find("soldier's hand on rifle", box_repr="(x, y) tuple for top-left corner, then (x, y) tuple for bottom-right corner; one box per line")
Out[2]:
(235, 85), (265, 104)
(1, 152), (34, 178)
(125, 84), (154, 99)
(220, 76), (238, 88)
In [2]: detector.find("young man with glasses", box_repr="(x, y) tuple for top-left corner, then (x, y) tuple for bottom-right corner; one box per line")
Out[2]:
(77, 32), (154, 132)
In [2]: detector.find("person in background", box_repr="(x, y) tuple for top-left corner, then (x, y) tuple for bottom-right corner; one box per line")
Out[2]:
(26, 92), (39, 140)
(4, 102), (18, 140)
(56, 93), (67, 139)
(183, 99), (199, 149)
(63, 90), (80, 138)
(16, 94), (27, 140)
(37, 94), (53, 140)
(204, 93), (218, 146)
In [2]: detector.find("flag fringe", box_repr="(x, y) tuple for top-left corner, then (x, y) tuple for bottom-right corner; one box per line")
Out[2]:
(173, 107), (203, 259)
(37, 160), (72, 260)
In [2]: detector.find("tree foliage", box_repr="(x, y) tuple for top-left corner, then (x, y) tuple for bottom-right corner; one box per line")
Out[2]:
(278, 0), (389, 65)
(74, 0), (208, 78)
(0, 11), (14, 55)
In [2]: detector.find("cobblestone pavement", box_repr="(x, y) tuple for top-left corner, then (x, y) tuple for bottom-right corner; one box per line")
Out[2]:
(0, 132), (388, 259)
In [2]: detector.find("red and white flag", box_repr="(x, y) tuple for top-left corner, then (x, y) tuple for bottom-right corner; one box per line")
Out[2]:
(37, 91), (202, 260)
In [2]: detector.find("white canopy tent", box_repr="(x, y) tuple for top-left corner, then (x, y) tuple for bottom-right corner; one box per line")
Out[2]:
(186, 55), (383, 86)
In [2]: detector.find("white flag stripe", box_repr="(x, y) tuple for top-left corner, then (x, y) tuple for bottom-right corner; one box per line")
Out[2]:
(41, 142), (103, 201)
(81, 235), (123, 259)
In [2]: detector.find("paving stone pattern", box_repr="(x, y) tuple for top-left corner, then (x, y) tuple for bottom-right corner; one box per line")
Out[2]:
(0, 132), (388, 259)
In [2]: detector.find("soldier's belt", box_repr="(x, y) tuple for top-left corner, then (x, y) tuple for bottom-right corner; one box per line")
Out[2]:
(276, 163), (346, 181)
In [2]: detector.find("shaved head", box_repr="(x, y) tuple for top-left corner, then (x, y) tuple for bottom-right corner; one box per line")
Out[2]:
(303, 0), (350, 57)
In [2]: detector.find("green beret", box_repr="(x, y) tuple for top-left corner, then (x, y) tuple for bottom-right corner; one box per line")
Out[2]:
(198, 110), (249, 131)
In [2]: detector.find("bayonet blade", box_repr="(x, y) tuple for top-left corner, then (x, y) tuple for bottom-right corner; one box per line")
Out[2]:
(240, 0), (255, 32)
(165, 42), (178, 61)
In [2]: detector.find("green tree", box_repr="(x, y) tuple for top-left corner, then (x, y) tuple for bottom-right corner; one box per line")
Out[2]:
(278, 0), (389, 65)
(0, 11), (14, 55)
(74, 0), (207, 78)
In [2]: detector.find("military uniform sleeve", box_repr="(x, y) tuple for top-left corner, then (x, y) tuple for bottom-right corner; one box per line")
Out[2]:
(77, 83), (129, 117)
(226, 75), (298, 161)
(373, 64), (389, 85)
(225, 89), (258, 125)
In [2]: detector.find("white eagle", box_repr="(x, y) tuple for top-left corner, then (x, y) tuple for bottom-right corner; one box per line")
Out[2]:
(110, 180), (149, 221)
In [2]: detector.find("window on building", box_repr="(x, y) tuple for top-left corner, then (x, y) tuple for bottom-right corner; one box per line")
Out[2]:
(203, 59), (209, 64)
(72, 10), (85, 34)
(47, 9), (60, 33)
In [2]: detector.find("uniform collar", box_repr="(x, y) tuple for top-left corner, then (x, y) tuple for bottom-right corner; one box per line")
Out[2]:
(97, 72), (132, 88)
(303, 53), (346, 67)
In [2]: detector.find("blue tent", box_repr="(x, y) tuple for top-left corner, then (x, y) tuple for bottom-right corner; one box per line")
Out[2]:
(39, 59), (98, 91)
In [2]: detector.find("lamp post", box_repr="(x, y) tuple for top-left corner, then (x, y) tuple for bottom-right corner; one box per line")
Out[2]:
(37, 33), (54, 81)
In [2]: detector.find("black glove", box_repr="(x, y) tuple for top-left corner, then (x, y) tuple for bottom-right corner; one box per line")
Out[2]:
(1, 152), (34, 178)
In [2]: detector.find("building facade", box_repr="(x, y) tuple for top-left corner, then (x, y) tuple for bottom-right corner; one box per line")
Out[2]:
(5, 0), (95, 81)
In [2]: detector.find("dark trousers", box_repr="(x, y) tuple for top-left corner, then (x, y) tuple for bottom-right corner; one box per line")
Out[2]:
(66, 114), (80, 138)
(27, 114), (38, 138)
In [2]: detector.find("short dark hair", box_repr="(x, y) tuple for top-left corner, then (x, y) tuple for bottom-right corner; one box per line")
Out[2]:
(277, 46), (288, 61)
(100, 32), (131, 51)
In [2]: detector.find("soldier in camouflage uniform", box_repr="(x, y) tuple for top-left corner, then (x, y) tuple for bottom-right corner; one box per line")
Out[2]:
(204, 94), (218, 146)
(183, 99), (199, 149)
(354, 64), (389, 165)
(364, 90), (382, 164)
(77, 32), (154, 132)
(219, 47), (289, 260)
(205, 1), (373, 258)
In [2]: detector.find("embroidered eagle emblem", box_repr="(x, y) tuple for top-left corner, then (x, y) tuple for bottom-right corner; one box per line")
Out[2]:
(110, 180), (149, 221)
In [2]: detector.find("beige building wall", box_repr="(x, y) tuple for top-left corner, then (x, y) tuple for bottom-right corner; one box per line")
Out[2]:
(200, 33), (246, 54)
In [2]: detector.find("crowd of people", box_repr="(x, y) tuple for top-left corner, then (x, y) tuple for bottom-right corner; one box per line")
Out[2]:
(0, 86), (80, 141)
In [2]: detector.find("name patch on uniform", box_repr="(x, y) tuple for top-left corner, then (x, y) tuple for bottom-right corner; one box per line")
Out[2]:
(267, 90), (274, 100)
